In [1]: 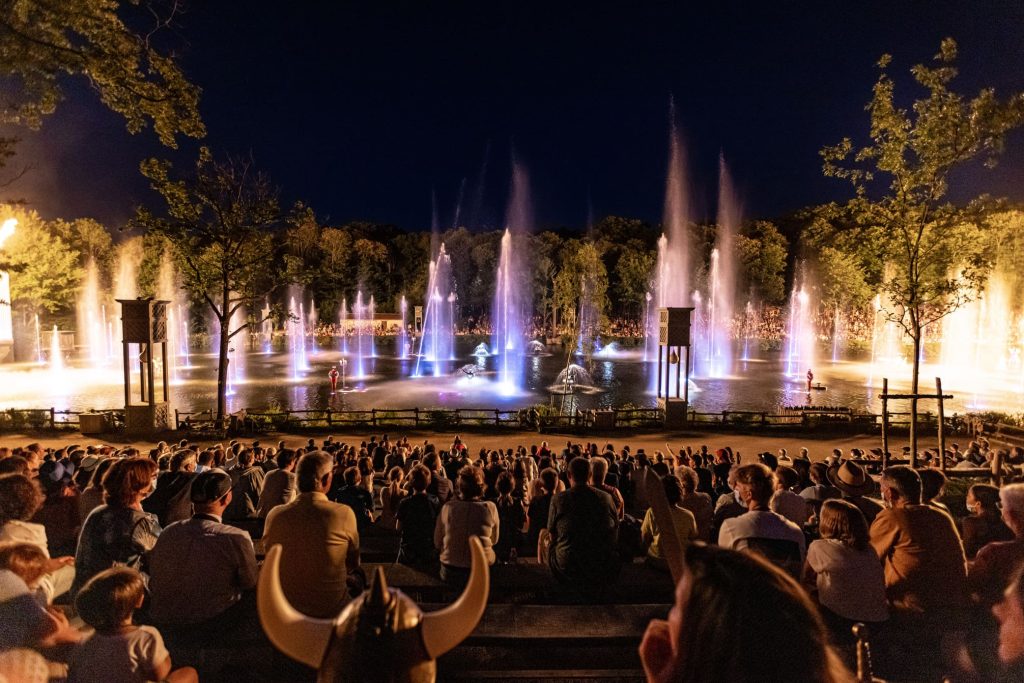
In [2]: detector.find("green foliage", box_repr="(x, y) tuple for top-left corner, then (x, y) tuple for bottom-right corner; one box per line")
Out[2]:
(821, 38), (1024, 457)
(133, 148), (287, 421)
(614, 246), (655, 316)
(0, 206), (81, 313)
(0, 0), (205, 147)
(735, 221), (788, 304)
(553, 240), (609, 336)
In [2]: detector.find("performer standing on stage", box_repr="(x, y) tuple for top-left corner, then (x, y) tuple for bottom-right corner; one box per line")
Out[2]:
(329, 365), (339, 393)
(806, 368), (814, 391)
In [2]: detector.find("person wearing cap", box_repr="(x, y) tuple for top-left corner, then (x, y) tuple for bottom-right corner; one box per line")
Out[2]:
(827, 460), (883, 525)
(148, 469), (258, 635)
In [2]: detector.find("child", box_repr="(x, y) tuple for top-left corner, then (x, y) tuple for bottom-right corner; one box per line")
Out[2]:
(0, 542), (82, 651)
(70, 567), (197, 683)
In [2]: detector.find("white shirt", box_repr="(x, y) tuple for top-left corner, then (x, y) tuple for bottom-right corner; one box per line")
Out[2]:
(434, 499), (499, 567)
(69, 625), (169, 683)
(807, 538), (889, 622)
(718, 509), (806, 559)
(0, 520), (50, 556)
(771, 490), (810, 526)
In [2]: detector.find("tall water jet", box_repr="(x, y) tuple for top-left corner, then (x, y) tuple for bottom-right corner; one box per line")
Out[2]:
(49, 325), (62, 373)
(368, 295), (377, 359)
(260, 298), (273, 353)
(225, 304), (246, 395)
(741, 300), (755, 360)
(307, 299), (318, 358)
(156, 249), (190, 382)
(691, 291), (705, 374)
(831, 307), (843, 362)
(112, 238), (144, 360)
(704, 154), (739, 377)
(398, 296), (409, 359)
(287, 288), (309, 380)
(77, 259), (105, 366)
(648, 105), (693, 394)
(354, 290), (368, 380)
(491, 162), (532, 395)
(784, 271), (815, 379)
(338, 298), (349, 354)
(414, 246), (456, 378)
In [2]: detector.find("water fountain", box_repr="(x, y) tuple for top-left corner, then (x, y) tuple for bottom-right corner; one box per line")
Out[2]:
(368, 295), (377, 359)
(156, 249), (191, 382)
(703, 154), (739, 377)
(76, 259), (106, 366)
(741, 300), (756, 361)
(550, 364), (597, 394)
(287, 289), (309, 380)
(260, 298), (273, 353)
(648, 105), (693, 394)
(49, 325), (62, 373)
(307, 299), (319, 360)
(338, 298), (349, 355)
(784, 273), (815, 379)
(353, 290), (369, 380)
(398, 296), (409, 359)
(414, 244), (455, 377)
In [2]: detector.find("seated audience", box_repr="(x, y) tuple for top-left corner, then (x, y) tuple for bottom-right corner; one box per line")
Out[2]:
(676, 465), (713, 542)
(494, 471), (526, 562)
(961, 483), (1014, 559)
(330, 466), (375, 530)
(396, 465), (440, 566)
(970, 483), (1024, 609)
(377, 466), (406, 531)
(224, 450), (265, 520)
(148, 470), (258, 636)
(0, 474), (74, 603)
(826, 460), (882, 525)
(70, 567), (196, 683)
(547, 457), (620, 593)
(143, 449), (197, 528)
(0, 542), (82, 651)
(72, 458), (161, 599)
(871, 466), (967, 618)
(803, 499), (888, 639)
(263, 452), (360, 618)
(255, 447), (298, 519)
(641, 475), (697, 571)
(434, 465), (498, 584)
(718, 463), (806, 576)
(771, 465), (810, 526)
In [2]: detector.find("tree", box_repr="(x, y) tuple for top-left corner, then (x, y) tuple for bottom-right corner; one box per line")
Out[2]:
(615, 245), (655, 318)
(0, 207), (81, 315)
(0, 0), (204, 148)
(553, 240), (609, 348)
(133, 148), (285, 423)
(821, 38), (1024, 461)
(735, 220), (788, 305)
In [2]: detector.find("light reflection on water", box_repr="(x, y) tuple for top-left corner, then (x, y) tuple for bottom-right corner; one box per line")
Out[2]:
(1, 337), (1021, 416)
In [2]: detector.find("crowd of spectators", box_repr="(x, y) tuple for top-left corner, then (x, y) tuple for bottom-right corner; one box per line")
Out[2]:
(0, 434), (1022, 681)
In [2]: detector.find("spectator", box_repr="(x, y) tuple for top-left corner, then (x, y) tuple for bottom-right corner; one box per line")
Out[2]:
(800, 462), (841, 519)
(72, 458), (161, 599)
(641, 475), (697, 571)
(638, 543), (851, 682)
(377, 466), (406, 531)
(0, 542), (82, 651)
(527, 468), (559, 555)
(718, 464), (806, 576)
(546, 457), (620, 593)
(434, 465), (498, 584)
(803, 500), (888, 639)
(148, 470), (258, 637)
(676, 466), (713, 542)
(143, 449), (197, 528)
(330, 466), (375, 530)
(255, 448), (298, 519)
(969, 483), (1024, 609)
(263, 452), (360, 618)
(70, 567), (196, 683)
(0, 474), (75, 603)
(712, 465), (745, 538)
(76, 458), (114, 522)
(423, 452), (452, 503)
(962, 483), (1014, 560)
(826, 460), (883, 525)
(771, 465), (810, 527)
(396, 465), (440, 566)
(224, 450), (265, 521)
(918, 468), (951, 516)
(494, 471), (526, 562)
(33, 460), (81, 557)
(871, 466), (967, 617)
(592, 457), (625, 521)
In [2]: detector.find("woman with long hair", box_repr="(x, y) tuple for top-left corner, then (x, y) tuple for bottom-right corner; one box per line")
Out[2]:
(433, 465), (498, 584)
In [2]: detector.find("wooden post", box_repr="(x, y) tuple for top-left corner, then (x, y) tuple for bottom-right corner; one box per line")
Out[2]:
(49, 407), (55, 429)
(656, 345), (663, 398)
(372, 408), (376, 427)
(327, 409), (332, 426)
(994, 449), (1004, 487)
(881, 378), (890, 471)
(174, 409), (179, 430)
(936, 377), (946, 473)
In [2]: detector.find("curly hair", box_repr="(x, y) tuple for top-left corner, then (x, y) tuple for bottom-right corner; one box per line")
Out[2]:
(456, 465), (485, 501)
(0, 474), (43, 525)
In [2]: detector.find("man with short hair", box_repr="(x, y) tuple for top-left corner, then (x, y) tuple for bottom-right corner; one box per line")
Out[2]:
(148, 470), (258, 636)
(224, 450), (265, 520)
(396, 464), (440, 566)
(718, 464), (806, 574)
(423, 451), (452, 502)
(263, 452), (360, 618)
(870, 466), (967, 615)
(591, 457), (624, 521)
(256, 448), (298, 518)
(330, 466), (374, 530)
(547, 457), (620, 593)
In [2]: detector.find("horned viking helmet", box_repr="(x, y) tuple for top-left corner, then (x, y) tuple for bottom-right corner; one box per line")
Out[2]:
(259, 536), (490, 682)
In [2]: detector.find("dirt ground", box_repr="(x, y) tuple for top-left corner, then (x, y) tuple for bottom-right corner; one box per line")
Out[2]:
(0, 427), (909, 463)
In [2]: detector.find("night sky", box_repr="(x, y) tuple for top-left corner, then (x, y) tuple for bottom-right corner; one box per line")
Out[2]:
(8, 0), (1024, 232)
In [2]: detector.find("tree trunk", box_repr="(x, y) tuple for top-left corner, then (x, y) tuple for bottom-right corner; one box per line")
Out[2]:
(216, 309), (230, 427)
(910, 329), (920, 469)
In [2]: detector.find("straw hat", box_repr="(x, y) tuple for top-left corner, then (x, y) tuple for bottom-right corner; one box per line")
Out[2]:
(826, 460), (875, 497)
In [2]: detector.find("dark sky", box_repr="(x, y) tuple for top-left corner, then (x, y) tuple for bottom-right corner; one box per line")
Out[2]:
(8, 0), (1024, 232)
